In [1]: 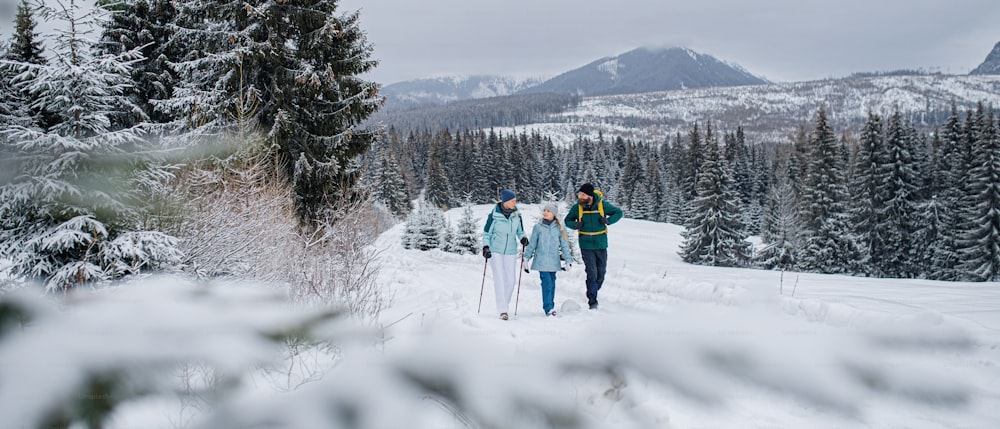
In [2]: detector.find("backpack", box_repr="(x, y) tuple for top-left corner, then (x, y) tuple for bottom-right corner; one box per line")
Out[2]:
(577, 190), (607, 236)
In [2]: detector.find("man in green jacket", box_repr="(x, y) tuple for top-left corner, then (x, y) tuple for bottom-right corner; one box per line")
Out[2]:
(564, 183), (623, 309)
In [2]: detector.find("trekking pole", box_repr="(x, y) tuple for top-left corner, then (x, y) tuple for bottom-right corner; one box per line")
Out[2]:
(477, 258), (488, 314)
(514, 245), (525, 316)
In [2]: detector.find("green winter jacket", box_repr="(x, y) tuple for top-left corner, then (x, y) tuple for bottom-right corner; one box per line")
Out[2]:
(564, 195), (623, 250)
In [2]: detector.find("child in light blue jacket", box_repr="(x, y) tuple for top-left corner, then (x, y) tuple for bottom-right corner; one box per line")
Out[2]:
(523, 203), (573, 316)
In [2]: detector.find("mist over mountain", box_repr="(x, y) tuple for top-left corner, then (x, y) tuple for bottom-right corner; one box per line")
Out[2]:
(379, 75), (545, 108)
(970, 41), (1000, 75)
(518, 46), (769, 97)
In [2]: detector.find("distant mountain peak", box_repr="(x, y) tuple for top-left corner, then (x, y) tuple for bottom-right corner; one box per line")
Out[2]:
(519, 46), (769, 97)
(970, 41), (1000, 75)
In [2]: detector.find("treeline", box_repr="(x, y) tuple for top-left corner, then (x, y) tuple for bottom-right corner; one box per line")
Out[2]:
(743, 104), (1000, 281)
(363, 102), (1000, 282)
(370, 92), (581, 132)
(361, 123), (772, 230)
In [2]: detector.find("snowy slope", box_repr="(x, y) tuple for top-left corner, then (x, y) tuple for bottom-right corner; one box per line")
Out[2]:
(492, 74), (1000, 145)
(374, 203), (1000, 428)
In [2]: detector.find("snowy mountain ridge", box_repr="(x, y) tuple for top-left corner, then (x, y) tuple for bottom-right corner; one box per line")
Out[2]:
(380, 46), (768, 108)
(970, 41), (1000, 75)
(492, 73), (1000, 145)
(379, 74), (546, 107)
(519, 46), (769, 97)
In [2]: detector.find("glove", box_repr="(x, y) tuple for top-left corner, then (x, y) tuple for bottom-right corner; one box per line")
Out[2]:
(520, 236), (529, 246)
(482, 246), (491, 259)
(598, 216), (608, 225)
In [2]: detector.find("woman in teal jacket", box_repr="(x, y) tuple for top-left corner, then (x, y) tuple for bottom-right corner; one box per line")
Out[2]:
(523, 203), (572, 316)
(482, 189), (527, 320)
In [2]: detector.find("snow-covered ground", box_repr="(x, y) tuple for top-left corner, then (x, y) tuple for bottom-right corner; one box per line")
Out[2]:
(375, 203), (1000, 428)
(3, 203), (998, 428)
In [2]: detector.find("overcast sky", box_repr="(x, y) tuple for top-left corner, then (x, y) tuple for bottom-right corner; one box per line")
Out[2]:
(1, 1), (997, 85)
(337, 0), (1000, 85)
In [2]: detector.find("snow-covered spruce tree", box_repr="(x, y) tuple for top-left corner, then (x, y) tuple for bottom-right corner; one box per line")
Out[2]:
(373, 149), (411, 218)
(679, 130), (751, 267)
(0, 40), (15, 128)
(958, 107), (1000, 281)
(0, 0), (47, 128)
(849, 113), (886, 276)
(0, 0), (181, 290)
(681, 122), (704, 200)
(797, 108), (858, 274)
(757, 168), (799, 270)
(929, 106), (966, 280)
(875, 112), (923, 278)
(401, 209), (419, 250)
(440, 219), (456, 253)
(632, 154), (663, 221)
(413, 203), (447, 251)
(424, 154), (452, 210)
(617, 141), (643, 210)
(453, 204), (481, 255)
(96, 0), (180, 125)
(166, 0), (381, 223)
(743, 139), (770, 235)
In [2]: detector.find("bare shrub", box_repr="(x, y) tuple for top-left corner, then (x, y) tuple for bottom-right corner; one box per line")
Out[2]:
(162, 138), (389, 323)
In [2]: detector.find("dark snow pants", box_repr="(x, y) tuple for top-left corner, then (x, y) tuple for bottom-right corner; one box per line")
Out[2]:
(581, 249), (607, 305)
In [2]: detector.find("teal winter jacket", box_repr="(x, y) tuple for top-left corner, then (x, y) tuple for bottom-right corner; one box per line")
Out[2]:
(523, 219), (573, 272)
(482, 204), (525, 256)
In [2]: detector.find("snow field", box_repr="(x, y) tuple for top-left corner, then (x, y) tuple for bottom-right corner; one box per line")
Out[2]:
(375, 203), (1000, 428)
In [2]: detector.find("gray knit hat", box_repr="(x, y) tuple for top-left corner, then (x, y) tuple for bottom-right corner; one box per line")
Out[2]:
(542, 203), (559, 217)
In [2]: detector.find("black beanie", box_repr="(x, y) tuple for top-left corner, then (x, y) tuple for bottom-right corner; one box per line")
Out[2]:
(578, 183), (595, 198)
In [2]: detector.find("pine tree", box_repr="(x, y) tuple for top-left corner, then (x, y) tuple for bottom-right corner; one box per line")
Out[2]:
(797, 108), (857, 274)
(849, 113), (886, 275)
(453, 204), (481, 255)
(929, 106), (965, 280)
(679, 131), (751, 267)
(441, 220), (458, 253)
(0, 0), (181, 290)
(876, 112), (922, 278)
(748, 139), (769, 235)
(96, 0), (180, 125)
(1, 0), (47, 128)
(9, 0), (45, 63)
(412, 203), (447, 251)
(168, 0), (381, 222)
(617, 141), (643, 210)
(758, 171), (799, 270)
(374, 150), (410, 218)
(633, 153), (663, 221)
(401, 207), (420, 249)
(424, 138), (453, 209)
(681, 123), (703, 200)
(959, 107), (1000, 281)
